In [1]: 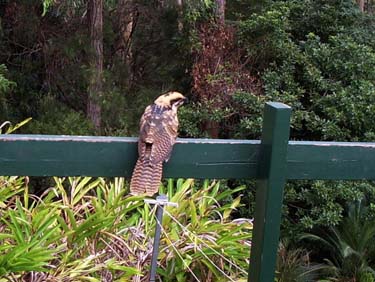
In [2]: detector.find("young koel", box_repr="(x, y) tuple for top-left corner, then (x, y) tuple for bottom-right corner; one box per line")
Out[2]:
(130, 91), (187, 196)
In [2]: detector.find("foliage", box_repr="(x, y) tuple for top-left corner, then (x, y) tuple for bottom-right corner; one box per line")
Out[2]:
(301, 200), (375, 282)
(280, 181), (375, 240)
(0, 118), (32, 134)
(42, 0), (54, 16)
(25, 96), (94, 135)
(236, 0), (375, 141)
(287, 0), (363, 41)
(1, 0), (374, 138)
(232, 0), (375, 240)
(0, 64), (15, 96)
(1, 0), (191, 135)
(190, 21), (260, 138)
(158, 179), (252, 281)
(0, 176), (57, 276)
(2, 0), (375, 279)
(0, 176), (141, 281)
(275, 240), (328, 282)
(180, 0), (375, 142)
(0, 64), (16, 120)
(0, 176), (252, 281)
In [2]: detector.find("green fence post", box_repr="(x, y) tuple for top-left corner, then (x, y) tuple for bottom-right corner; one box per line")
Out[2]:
(248, 102), (291, 282)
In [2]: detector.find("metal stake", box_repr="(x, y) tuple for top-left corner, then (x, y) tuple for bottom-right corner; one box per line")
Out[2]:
(145, 195), (178, 282)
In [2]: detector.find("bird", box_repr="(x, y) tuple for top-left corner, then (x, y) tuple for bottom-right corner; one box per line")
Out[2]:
(130, 91), (187, 196)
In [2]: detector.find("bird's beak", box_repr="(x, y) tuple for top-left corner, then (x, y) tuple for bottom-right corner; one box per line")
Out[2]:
(175, 97), (188, 107)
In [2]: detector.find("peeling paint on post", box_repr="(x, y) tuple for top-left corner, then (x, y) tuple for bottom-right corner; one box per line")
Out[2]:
(249, 102), (291, 282)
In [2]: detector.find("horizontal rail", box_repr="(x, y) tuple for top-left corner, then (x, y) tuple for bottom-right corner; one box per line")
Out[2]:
(0, 135), (374, 180)
(287, 141), (375, 180)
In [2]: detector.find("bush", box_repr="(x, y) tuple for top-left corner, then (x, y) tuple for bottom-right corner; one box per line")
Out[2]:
(0, 64), (16, 120)
(0, 177), (252, 281)
(25, 96), (94, 135)
(302, 201), (375, 281)
(237, 0), (375, 141)
(212, 1), (375, 252)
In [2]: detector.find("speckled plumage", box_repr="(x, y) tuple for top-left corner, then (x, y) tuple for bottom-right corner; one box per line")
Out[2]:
(130, 92), (186, 196)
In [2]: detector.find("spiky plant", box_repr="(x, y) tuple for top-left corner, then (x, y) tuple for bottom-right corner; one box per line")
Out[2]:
(0, 177), (252, 282)
(0, 176), (142, 281)
(157, 179), (252, 282)
(302, 200), (375, 282)
(275, 240), (328, 282)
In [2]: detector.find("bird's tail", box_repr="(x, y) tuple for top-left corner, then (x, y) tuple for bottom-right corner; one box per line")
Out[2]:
(130, 159), (163, 196)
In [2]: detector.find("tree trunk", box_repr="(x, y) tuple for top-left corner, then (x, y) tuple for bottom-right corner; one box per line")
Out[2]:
(116, 0), (136, 87)
(357, 0), (365, 12)
(87, 0), (103, 132)
(203, 120), (220, 139)
(216, 0), (225, 23)
(201, 0), (225, 138)
(116, 0), (134, 60)
(176, 0), (183, 31)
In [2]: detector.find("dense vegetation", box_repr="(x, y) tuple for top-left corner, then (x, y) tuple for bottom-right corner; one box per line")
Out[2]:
(0, 176), (251, 281)
(1, 0), (375, 281)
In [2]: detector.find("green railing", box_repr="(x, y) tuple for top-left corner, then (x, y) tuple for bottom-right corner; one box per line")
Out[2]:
(1, 102), (375, 282)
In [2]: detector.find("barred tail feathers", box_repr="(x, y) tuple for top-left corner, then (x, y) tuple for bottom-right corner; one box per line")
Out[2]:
(130, 159), (163, 196)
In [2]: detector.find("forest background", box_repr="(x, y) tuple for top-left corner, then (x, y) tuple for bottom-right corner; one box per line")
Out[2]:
(1, 0), (375, 281)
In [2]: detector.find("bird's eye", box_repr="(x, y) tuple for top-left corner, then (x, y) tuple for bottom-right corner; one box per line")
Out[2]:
(170, 98), (180, 105)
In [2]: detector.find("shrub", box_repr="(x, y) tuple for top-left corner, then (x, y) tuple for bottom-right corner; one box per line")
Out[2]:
(0, 177), (252, 281)
(301, 201), (375, 281)
(234, 0), (375, 240)
(25, 96), (94, 135)
(0, 64), (16, 120)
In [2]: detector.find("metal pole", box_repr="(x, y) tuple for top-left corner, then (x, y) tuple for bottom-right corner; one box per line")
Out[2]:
(149, 195), (166, 282)
(145, 195), (178, 282)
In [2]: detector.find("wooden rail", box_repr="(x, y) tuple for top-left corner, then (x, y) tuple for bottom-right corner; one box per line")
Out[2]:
(1, 102), (375, 282)
(1, 136), (374, 180)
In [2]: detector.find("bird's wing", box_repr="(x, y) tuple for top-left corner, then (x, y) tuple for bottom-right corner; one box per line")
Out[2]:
(138, 106), (178, 164)
(150, 110), (178, 163)
(138, 105), (153, 157)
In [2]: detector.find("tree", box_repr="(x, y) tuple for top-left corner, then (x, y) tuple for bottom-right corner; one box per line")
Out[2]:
(187, 0), (260, 138)
(216, 0), (225, 23)
(176, 0), (183, 31)
(87, 0), (103, 132)
(357, 0), (365, 12)
(115, 0), (136, 85)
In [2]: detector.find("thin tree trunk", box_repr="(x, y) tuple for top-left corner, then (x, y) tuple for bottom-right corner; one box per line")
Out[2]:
(116, 0), (136, 86)
(216, 0), (225, 23)
(87, 0), (103, 132)
(203, 120), (220, 139)
(176, 0), (183, 31)
(357, 0), (365, 12)
(201, 0), (225, 138)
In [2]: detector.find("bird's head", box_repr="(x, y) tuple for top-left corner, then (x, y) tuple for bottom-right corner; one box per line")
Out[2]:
(154, 91), (188, 110)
